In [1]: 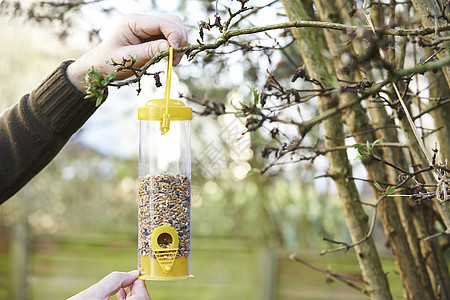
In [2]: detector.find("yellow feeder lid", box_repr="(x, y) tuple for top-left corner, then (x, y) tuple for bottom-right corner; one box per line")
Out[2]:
(138, 99), (192, 121)
(138, 47), (192, 135)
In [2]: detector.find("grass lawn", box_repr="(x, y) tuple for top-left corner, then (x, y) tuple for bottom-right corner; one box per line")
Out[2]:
(1, 233), (403, 299)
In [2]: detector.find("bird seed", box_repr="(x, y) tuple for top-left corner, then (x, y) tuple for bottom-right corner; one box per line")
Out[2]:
(138, 173), (191, 259)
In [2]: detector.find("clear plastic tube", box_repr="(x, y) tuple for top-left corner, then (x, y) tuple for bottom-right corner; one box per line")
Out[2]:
(138, 119), (192, 280)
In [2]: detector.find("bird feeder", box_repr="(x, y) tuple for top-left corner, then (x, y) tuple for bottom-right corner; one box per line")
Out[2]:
(138, 47), (193, 280)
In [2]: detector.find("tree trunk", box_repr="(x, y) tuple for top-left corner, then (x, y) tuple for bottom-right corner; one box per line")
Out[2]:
(367, 100), (439, 299)
(410, 0), (450, 85)
(312, 1), (435, 298)
(391, 87), (450, 299)
(391, 81), (450, 230)
(280, 1), (392, 299)
(427, 65), (450, 165)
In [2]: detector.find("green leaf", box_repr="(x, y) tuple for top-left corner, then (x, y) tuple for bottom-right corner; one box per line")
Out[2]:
(95, 94), (104, 107)
(249, 86), (260, 105)
(373, 181), (382, 191)
(372, 139), (383, 148)
(353, 140), (384, 160)
(106, 73), (116, 82)
(384, 186), (396, 196)
(83, 67), (113, 107)
(368, 139), (383, 155)
(94, 71), (101, 84)
(353, 143), (368, 155)
(100, 73), (115, 87)
(352, 143), (369, 160)
(246, 169), (260, 177)
(357, 147), (366, 155)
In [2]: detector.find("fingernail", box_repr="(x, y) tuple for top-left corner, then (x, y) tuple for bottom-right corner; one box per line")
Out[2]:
(159, 41), (170, 52)
(173, 56), (183, 66)
(128, 270), (139, 277)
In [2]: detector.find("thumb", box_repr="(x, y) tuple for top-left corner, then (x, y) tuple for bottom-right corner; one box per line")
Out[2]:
(128, 279), (151, 300)
(95, 270), (140, 298)
(128, 39), (184, 67)
(133, 39), (169, 63)
(68, 271), (140, 300)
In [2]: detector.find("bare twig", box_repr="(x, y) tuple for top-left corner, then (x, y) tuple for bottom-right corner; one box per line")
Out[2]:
(422, 230), (450, 242)
(289, 254), (367, 295)
(320, 196), (381, 254)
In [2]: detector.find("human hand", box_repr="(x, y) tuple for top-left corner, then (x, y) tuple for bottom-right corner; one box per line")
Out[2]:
(67, 13), (188, 91)
(67, 270), (151, 300)
(116, 278), (150, 300)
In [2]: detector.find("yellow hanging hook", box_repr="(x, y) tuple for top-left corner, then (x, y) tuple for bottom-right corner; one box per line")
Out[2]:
(160, 47), (174, 135)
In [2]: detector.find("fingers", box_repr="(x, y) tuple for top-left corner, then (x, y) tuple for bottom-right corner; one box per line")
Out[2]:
(158, 15), (187, 65)
(93, 270), (140, 298)
(134, 39), (169, 61)
(68, 270), (140, 300)
(172, 47), (185, 66)
(75, 13), (188, 84)
(128, 279), (151, 300)
(117, 288), (127, 300)
(116, 279), (150, 300)
(125, 14), (188, 48)
(123, 14), (187, 65)
(126, 37), (188, 69)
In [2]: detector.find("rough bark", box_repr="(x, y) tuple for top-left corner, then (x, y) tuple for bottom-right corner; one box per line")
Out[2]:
(392, 87), (450, 299)
(280, 1), (392, 299)
(367, 101), (439, 299)
(411, 203), (450, 299)
(312, 1), (435, 298)
(410, 0), (450, 85)
(392, 82), (450, 231)
(427, 66), (450, 164)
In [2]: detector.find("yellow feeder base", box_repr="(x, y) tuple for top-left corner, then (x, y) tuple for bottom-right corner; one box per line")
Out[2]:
(139, 255), (194, 281)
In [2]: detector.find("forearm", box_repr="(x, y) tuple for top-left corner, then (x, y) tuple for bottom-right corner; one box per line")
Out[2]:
(0, 61), (102, 204)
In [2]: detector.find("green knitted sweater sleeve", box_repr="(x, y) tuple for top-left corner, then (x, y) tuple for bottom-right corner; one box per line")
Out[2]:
(0, 60), (105, 204)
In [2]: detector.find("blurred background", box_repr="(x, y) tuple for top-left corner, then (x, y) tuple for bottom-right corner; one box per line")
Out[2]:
(0, 1), (405, 299)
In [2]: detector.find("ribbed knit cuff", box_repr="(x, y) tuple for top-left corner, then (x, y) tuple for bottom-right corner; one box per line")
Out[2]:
(30, 60), (107, 135)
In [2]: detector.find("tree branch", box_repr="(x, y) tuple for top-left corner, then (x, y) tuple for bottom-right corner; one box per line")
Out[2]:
(289, 253), (367, 295)
(320, 196), (381, 254)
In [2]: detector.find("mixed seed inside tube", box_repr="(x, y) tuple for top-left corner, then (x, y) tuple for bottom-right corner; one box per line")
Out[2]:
(138, 173), (191, 258)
